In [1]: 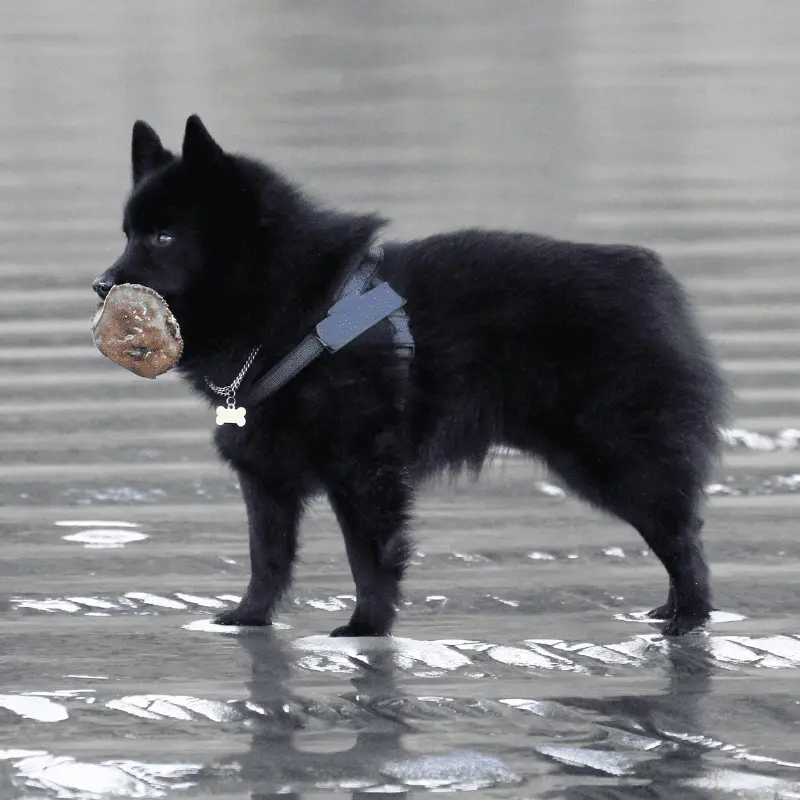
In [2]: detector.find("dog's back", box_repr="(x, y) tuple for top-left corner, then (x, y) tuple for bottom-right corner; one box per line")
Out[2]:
(381, 231), (725, 486)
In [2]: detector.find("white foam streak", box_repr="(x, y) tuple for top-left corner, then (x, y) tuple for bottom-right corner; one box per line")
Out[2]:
(181, 618), (291, 634)
(63, 529), (148, 548)
(106, 695), (239, 722)
(124, 592), (187, 609)
(537, 745), (633, 776)
(293, 635), (471, 672)
(173, 593), (226, 608)
(0, 695), (68, 722)
(55, 520), (141, 528)
(10, 750), (202, 798)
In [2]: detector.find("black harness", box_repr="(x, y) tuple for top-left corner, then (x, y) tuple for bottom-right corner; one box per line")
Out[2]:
(246, 246), (414, 408)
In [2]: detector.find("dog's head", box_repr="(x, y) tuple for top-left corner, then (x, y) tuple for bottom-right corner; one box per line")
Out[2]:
(93, 116), (298, 332)
(95, 115), (385, 365)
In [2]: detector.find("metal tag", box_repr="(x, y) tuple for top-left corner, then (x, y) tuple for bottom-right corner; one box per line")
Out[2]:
(215, 405), (246, 427)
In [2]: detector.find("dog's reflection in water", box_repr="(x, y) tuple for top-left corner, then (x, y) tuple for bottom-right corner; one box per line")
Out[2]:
(231, 631), (410, 799)
(226, 631), (720, 798)
(553, 635), (716, 800)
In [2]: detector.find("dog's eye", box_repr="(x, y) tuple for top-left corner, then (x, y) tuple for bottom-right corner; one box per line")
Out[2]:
(151, 232), (174, 247)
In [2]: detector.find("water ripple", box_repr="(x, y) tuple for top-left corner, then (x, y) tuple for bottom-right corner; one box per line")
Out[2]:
(381, 751), (520, 790)
(1, 749), (201, 799)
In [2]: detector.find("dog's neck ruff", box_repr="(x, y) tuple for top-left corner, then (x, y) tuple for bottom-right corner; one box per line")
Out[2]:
(204, 245), (414, 426)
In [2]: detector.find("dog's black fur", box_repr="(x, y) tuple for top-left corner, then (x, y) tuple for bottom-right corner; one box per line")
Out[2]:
(95, 115), (726, 638)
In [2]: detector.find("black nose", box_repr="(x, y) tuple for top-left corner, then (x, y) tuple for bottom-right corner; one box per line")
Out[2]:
(92, 277), (113, 299)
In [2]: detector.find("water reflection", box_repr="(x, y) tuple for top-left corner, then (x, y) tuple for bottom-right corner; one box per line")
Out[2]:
(233, 631), (409, 797)
(553, 637), (715, 799)
(231, 632), (727, 796)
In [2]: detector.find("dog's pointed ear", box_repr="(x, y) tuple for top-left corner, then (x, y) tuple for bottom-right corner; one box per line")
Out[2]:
(182, 115), (224, 165)
(131, 120), (173, 185)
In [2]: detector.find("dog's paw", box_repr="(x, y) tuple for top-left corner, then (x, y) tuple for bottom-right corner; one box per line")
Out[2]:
(661, 613), (709, 637)
(213, 606), (271, 627)
(646, 602), (674, 621)
(330, 621), (386, 638)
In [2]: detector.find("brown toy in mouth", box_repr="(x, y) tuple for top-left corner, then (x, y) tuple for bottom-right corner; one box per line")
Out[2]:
(92, 283), (183, 379)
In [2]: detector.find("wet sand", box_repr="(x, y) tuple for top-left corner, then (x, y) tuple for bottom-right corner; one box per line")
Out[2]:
(2, 1), (800, 797)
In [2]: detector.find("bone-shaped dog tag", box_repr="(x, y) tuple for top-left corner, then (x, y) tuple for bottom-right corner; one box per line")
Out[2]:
(216, 405), (246, 427)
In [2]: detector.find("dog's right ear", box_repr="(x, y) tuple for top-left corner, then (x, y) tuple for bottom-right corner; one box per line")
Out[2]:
(131, 120), (173, 185)
(182, 115), (225, 166)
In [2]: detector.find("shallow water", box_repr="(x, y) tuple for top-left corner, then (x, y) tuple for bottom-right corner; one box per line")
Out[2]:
(2, 1), (800, 797)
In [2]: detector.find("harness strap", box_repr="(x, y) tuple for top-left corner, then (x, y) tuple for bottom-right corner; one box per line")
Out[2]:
(246, 246), (414, 408)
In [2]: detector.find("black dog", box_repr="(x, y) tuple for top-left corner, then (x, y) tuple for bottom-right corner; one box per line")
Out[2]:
(94, 115), (726, 638)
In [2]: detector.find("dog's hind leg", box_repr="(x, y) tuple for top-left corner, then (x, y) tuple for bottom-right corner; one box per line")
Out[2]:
(519, 425), (715, 636)
(321, 449), (414, 637)
(213, 469), (302, 627)
(624, 502), (711, 636)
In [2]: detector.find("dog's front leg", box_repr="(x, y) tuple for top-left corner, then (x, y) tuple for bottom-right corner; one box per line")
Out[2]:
(322, 454), (414, 637)
(214, 469), (301, 627)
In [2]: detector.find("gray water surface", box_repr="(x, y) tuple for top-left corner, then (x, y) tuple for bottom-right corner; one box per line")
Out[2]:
(2, 1), (800, 797)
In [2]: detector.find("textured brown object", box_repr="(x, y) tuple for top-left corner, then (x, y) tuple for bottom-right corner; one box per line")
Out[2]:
(92, 283), (183, 379)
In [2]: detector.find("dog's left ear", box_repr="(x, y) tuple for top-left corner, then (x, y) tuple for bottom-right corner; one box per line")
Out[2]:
(132, 120), (174, 185)
(182, 115), (225, 165)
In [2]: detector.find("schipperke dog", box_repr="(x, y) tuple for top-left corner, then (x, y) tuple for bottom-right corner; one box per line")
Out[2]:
(93, 115), (726, 638)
